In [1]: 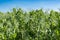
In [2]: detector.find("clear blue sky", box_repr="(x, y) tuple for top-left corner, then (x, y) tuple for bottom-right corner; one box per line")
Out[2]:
(0, 0), (60, 12)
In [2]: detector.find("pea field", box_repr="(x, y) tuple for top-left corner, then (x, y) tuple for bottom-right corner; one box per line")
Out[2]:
(0, 8), (60, 40)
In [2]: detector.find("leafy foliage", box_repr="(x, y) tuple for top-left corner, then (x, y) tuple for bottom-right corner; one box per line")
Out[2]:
(0, 8), (60, 40)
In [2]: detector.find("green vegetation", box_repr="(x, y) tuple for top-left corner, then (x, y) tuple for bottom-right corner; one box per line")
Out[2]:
(0, 8), (60, 40)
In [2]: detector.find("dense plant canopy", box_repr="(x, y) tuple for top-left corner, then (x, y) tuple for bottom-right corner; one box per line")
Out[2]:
(0, 8), (60, 40)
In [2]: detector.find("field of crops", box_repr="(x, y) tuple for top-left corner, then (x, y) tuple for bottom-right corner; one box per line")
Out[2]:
(0, 8), (60, 40)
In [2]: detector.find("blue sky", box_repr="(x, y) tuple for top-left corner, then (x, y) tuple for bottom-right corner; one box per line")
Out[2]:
(0, 0), (60, 12)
